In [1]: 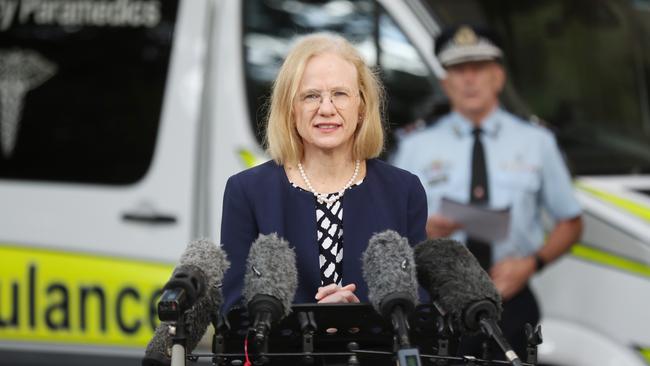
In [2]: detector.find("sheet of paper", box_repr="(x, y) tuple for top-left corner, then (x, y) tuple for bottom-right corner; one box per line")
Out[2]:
(439, 197), (511, 243)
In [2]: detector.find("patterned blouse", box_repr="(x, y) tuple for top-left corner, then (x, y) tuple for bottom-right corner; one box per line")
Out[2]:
(291, 180), (363, 286)
(315, 195), (344, 285)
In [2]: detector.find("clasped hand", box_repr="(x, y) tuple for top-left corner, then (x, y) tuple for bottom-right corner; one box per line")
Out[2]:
(315, 283), (360, 303)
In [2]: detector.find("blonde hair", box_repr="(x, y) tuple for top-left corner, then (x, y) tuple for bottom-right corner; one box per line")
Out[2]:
(265, 32), (385, 165)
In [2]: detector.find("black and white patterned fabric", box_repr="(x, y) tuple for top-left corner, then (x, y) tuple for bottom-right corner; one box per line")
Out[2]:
(316, 194), (344, 286)
(290, 179), (363, 286)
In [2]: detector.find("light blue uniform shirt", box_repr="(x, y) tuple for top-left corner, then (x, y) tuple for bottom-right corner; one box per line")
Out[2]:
(392, 108), (581, 263)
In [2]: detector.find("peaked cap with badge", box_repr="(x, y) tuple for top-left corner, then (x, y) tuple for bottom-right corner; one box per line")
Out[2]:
(434, 25), (503, 67)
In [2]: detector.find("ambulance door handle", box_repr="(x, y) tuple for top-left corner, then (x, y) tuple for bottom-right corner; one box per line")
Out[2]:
(122, 212), (177, 225)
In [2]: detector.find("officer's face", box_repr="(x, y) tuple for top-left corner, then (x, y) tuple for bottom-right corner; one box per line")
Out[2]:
(442, 61), (505, 124)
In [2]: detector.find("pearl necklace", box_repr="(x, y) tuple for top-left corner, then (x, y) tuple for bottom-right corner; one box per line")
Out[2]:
(298, 160), (361, 204)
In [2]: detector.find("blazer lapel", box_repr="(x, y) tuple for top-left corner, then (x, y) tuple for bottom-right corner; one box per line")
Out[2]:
(342, 174), (371, 301)
(281, 169), (320, 303)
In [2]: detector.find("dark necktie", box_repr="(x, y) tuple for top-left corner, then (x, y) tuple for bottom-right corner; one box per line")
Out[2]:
(467, 127), (492, 271)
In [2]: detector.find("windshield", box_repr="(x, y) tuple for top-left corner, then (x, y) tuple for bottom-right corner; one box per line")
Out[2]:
(423, 0), (650, 175)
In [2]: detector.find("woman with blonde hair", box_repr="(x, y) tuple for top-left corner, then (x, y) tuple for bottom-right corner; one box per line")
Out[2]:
(220, 33), (426, 310)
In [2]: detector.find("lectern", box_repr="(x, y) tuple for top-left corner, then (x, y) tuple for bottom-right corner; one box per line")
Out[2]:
(187, 303), (539, 366)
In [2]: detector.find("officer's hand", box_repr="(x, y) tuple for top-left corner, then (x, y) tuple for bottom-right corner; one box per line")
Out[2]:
(426, 214), (461, 238)
(315, 283), (360, 304)
(490, 256), (536, 300)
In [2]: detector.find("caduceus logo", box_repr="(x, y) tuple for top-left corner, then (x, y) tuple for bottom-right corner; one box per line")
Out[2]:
(0, 49), (57, 158)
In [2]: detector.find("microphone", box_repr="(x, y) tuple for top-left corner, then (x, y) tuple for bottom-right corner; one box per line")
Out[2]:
(362, 230), (421, 366)
(143, 239), (230, 366)
(243, 233), (298, 346)
(414, 238), (522, 366)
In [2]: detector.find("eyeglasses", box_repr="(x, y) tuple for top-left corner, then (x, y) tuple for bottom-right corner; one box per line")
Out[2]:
(298, 88), (359, 112)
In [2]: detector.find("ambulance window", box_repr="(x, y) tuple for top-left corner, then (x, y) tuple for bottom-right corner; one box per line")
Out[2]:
(377, 12), (446, 155)
(0, 1), (178, 185)
(243, 0), (441, 156)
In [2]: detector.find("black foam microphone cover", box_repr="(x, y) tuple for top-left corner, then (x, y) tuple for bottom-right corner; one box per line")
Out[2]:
(243, 233), (298, 342)
(143, 239), (230, 366)
(362, 230), (422, 354)
(415, 239), (524, 366)
(362, 230), (419, 317)
(414, 238), (502, 334)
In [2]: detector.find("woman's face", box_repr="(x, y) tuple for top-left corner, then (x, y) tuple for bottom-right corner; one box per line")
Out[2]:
(293, 52), (361, 157)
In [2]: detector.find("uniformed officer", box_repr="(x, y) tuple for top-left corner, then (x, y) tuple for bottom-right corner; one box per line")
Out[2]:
(392, 25), (584, 359)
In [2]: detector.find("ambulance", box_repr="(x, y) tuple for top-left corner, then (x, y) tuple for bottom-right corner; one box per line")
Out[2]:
(0, 0), (648, 365)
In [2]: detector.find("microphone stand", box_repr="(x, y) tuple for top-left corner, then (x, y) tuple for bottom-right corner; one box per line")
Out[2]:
(390, 305), (422, 366)
(432, 302), (456, 366)
(250, 310), (273, 365)
(479, 318), (522, 366)
(391, 306), (411, 349)
(248, 294), (284, 365)
(212, 314), (229, 366)
(168, 314), (188, 366)
(525, 323), (543, 365)
(297, 311), (317, 365)
(464, 300), (523, 366)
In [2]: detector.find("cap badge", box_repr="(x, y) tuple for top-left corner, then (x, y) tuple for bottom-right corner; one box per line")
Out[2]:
(454, 26), (478, 46)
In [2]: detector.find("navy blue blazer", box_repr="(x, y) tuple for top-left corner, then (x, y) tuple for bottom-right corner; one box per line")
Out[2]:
(219, 158), (427, 312)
